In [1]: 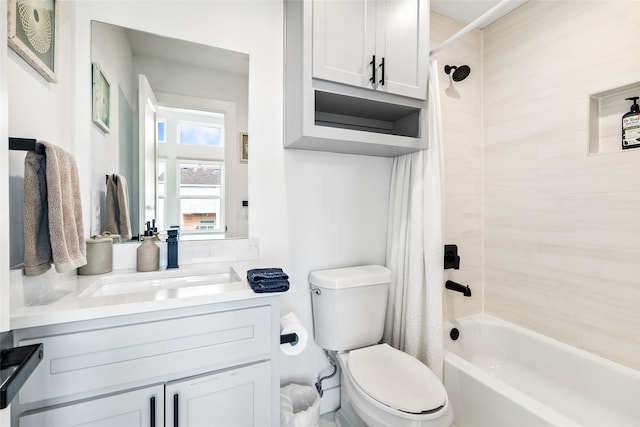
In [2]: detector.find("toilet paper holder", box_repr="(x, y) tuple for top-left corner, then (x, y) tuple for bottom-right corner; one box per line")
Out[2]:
(280, 333), (299, 345)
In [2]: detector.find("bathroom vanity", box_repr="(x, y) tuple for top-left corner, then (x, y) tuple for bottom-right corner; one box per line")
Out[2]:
(8, 262), (282, 427)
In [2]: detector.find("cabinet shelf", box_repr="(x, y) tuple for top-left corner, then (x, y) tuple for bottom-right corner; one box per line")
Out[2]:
(588, 81), (640, 154)
(315, 91), (420, 137)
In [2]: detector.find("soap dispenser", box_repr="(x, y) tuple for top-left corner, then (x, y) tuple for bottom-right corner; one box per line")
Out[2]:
(137, 221), (159, 272)
(622, 96), (640, 149)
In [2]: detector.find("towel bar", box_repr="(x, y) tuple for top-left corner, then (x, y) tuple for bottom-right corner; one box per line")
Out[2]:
(8, 137), (38, 152)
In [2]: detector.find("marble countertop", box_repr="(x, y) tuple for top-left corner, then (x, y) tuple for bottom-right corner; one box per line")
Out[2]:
(10, 261), (290, 330)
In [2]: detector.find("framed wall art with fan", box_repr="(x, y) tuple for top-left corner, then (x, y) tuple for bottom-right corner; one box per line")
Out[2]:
(7, 0), (57, 82)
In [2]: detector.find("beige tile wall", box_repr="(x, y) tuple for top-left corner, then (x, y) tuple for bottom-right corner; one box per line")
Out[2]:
(483, 0), (640, 370)
(431, 12), (484, 321)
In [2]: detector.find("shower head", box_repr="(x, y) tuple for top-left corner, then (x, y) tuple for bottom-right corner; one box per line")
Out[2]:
(444, 65), (471, 82)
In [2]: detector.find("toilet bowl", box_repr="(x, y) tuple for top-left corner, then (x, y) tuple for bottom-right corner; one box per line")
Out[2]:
(310, 265), (453, 427)
(336, 344), (453, 427)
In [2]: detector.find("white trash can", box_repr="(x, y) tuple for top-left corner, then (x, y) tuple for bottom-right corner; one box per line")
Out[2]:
(280, 383), (320, 427)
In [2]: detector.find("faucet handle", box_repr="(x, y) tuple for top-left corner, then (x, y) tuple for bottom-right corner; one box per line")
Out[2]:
(166, 226), (180, 240)
(444, 244), (461, 270)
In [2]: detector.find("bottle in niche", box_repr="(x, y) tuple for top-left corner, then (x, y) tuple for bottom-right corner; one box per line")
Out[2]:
(622, 96), (640, 149)
(137, 221), (159, 272)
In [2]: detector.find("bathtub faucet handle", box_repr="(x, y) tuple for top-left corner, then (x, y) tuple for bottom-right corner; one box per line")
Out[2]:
(444, 245), (461, 270)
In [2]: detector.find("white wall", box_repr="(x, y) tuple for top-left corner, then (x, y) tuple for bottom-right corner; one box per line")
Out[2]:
(483, 0), (640, 370)
(7, 0), (77, 267)
(0, 0), (10, 327)
(3, 1), (78, 421)
(75, 0), (392, 408)
(1, 0), (12, 421)
(5, 1), (392, 415)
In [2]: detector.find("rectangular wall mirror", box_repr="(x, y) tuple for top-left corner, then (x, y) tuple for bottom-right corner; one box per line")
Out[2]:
(91, 21), (249, 242)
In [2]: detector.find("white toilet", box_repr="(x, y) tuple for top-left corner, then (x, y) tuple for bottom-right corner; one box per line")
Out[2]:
(310, 265), (453, 427)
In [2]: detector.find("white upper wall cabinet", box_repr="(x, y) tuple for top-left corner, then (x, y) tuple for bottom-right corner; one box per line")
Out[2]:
(312, 0), (428, 100)
(284, 0), (430, 157)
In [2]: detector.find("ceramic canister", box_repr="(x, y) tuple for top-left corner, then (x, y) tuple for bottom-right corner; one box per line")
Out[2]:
(78, 236), (113, 275)
(100, 231), (121, 243)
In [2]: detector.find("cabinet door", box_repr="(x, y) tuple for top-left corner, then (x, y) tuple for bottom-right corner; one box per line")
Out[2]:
(312, 0), (428, 99)
(375, 0), (428, 99)
(166, 361), (271, 427)
(19, 385), (164, 427)
(312, 0), (377, 89)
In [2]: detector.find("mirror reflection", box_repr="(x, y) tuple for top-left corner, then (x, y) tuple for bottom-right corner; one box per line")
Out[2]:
(91, 21), (249, 241)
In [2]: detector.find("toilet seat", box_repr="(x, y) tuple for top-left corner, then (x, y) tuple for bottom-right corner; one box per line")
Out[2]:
(347, 343), (447, 414)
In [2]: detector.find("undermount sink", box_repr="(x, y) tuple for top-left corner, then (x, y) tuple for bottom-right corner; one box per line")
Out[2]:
(80, 267), (243, 298)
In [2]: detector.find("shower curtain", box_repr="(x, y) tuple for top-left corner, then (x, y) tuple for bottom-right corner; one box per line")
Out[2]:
(384, 60), (445, 379)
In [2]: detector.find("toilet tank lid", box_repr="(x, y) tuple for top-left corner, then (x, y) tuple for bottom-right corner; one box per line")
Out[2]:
(309, 265), (390, 289)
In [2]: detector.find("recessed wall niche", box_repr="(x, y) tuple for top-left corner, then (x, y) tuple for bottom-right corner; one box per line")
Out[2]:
(589, 82), (640, 154)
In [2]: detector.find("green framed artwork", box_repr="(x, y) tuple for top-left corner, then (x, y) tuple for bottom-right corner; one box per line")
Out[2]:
(92, 63), (111, 133)
(7, 0), (57, 82)
(240, 132), (248, 162)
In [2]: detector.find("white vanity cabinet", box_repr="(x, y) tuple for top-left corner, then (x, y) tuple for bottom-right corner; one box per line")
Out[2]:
(11, 298), (280, 427)
(19, 385), (164, 427)
(312, 0), (428, 100)
(166, 361), (271, 426)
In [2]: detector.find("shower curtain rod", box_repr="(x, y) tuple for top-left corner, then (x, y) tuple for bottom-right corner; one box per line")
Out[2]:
(429, 0), (524, 57)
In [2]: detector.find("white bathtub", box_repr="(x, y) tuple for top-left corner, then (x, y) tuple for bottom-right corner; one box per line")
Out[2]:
(443, 314), (640, 427)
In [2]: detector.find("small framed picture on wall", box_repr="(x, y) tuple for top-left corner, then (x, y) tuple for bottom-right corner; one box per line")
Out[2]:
(8, 0), (58, 82)
(240, 132), (248, 163)
(92, 63), (111, 133)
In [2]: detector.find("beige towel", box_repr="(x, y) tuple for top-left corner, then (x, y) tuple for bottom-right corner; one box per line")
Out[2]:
(104, 174), (132, 240)
(23, 141), (87, 275)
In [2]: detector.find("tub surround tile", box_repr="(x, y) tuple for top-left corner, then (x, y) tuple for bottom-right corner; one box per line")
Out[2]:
(575, 193), (640, 250)
(438, 2), (640, 370)
(483, 0), (640, 370)
(578, 152), (640, 194)
(433, 12), (484, 322)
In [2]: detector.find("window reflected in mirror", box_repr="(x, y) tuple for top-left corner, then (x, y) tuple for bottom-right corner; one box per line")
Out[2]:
(157, 107), (227, 238)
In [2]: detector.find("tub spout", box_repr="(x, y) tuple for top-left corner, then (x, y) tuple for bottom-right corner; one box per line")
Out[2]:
(445, 280), (472, 297)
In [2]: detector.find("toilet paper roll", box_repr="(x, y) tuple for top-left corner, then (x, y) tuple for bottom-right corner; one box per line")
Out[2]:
(280, 312), (308, 356)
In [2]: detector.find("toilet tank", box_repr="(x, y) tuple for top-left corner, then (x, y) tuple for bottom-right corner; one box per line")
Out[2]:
(310, 265), (390, 351)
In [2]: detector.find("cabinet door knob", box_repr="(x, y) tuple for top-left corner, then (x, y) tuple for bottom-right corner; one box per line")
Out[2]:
(379, 57), (385, 86)
(369, 55), (376, 85)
